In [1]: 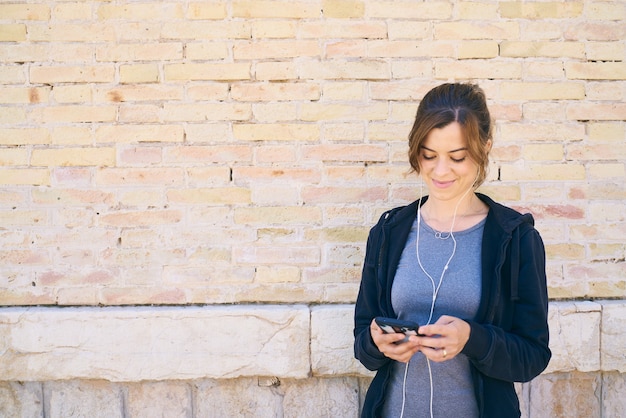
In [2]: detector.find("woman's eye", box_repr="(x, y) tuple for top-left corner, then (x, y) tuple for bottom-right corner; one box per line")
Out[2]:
(451, 156), (466, 163)
(422, 154), (435, 160)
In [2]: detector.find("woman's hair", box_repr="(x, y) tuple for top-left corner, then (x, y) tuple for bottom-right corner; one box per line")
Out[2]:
(408, 83), (493, 187)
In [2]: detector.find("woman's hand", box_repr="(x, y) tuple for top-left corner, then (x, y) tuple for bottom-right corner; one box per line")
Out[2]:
(416, 315), (471, 363)
(370, 318), (421, 363)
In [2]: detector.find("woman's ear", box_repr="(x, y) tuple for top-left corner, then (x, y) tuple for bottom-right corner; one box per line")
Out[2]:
(485, 139), (493, 153)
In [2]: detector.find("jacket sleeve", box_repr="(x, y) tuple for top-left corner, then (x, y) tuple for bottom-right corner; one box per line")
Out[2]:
(353, 223), (393, 371)
(461, 225), (551, 382)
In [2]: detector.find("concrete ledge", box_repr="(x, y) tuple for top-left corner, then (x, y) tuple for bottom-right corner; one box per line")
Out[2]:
(1, 301), (624, 382)
(0, 305), (310, 381)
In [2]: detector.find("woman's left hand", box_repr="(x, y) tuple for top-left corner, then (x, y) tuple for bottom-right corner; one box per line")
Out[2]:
(416, 315), (471, 363)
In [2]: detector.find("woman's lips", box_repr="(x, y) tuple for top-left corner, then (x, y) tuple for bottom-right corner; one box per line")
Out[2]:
(432, 179), (455, 188)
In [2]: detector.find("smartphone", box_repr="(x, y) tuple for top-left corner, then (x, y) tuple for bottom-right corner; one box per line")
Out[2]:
(375, 317), (422, 342)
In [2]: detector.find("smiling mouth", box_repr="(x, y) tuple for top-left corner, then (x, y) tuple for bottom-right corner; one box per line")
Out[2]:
(432, 179), (455, 188)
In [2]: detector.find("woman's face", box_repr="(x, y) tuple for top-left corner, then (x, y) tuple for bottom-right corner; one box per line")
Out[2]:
(419, 122), (480, 203)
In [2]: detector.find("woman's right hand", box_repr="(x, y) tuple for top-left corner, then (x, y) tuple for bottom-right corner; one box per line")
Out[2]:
(370, 318), (421, 363)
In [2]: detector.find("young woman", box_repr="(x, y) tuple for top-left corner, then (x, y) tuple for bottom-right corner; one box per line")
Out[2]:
(353, 83), (551, 418)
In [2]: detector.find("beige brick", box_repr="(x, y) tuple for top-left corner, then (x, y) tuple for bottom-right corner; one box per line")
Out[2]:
(586, 81), (624, 101)
(183, 123), (231, 143)
(434, 22), (519, 40)
(0, 148), (28, 166)
(185, 42), (229, 60)
(233, 1), (319, 18)
(0, 44), (93, 64)
(32, 188), (115, 206)
(255, 145), (297, 163)
(248, 21), (293, 39)
(231, 82), (320, 101)
(387, 21), (430, 40)
(0, 87), (50, 104)
(567, 62), (626, 81)
(30, 65), (113, 84)
(96, 124), (183, 145)
(524, 144), (564, 161)
(326, 40), (367, 58)
(323, 82), (367, 101)
(302, 144), (387, 163)
(119, 64), (159, 83)
(297, 59), (389, 80)
(300, 22), (385, 39)
(33, 105), (117, 123)
(304, 226), (368, 243)
(234, 206), (322, 225)
(187, 2), (228, 19)
(368, 41), (454, 58)
(500, 163), (586, 181)
(500, 2), (583, 19)
(0, 169), (50, 186)
(567, 103), (626, 121)
(234, 167), (321, 183)
(0, 4), (50, 20)
(589, 122), (624, 142)
(457, 41), (499, 59)
(322, 123), (365, 142)
(99, 210), (182, 227)
(0, 208), (47, 226)
(96, 85), (183, 103)
(523, 62), (567, 80)
(585, 2), (626, 20)
(52, 85), (91, 104)
(162, 21), (250, 40)
(587, 163), (626, 180)
(118, 105), (161, 123)
(52, 3), (92, 20)
(300, 102), (388, 121)
(0, 24), (26, 42)
(435, 60), (522, 79)
(302, 186), (387, 204)
(499, 123), (585, 142)
(500, 41), (585, 58)
(321, 0), (364, 18)
(390, 61), (433, 79)
(367, 1), (452, 19)
(31, 147), (115, 167)
(586, 41), (625, 61)
(252, 103), (298, 122)
(167, 188), (251, 205)
(95, 168), (184, 187)
(164, 145), (252, 164)
(97, 3), (183, 20)
(563, 21), (623, 42)
(234, 40), (320, 60)
(255, 61), (297, 81)
(233, 123), (319, 142)
(28, 24), (116, 42)
(0, 128), (51, 146)
(502, 82), (585, 100)
(234, 245), (320, 265)
(117, 146), (162, 166)
(164, 63), (250, 81)
(568, 144), (626, 161)
(457, 2), (499, 19)
(162, 103), (251, 122)
(255, 265), (301, 283)
(0, 66), (26, 84)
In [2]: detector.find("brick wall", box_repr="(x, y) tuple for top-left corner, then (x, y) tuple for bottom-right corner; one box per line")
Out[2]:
(1, 1), (625, 416)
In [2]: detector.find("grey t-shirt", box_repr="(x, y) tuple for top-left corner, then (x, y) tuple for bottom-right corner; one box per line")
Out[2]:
(382, 214), (484, 418)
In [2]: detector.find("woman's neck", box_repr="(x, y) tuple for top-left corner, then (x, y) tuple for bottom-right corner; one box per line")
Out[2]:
(421, 194), (487, 232)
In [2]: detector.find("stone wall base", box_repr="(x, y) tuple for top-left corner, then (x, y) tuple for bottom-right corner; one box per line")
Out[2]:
(2, 372), (624, 418)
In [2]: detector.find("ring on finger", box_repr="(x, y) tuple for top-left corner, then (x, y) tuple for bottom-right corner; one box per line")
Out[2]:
(442, 349), (447, 358)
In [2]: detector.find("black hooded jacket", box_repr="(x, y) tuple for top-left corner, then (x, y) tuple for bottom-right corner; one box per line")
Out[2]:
(354, 193), (551, 417)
